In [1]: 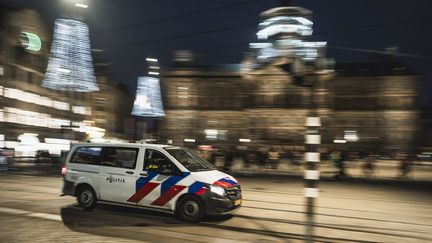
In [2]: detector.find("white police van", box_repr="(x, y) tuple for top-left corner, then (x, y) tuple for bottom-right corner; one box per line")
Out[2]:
(61, 143), (241, 222)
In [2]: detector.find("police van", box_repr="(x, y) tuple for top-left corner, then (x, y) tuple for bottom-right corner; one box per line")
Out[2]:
(61, 143), (242, 222)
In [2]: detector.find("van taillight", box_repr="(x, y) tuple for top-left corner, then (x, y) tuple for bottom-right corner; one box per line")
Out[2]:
(61, 165), (67, 176)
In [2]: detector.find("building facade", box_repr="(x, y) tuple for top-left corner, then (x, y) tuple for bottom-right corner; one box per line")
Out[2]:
(159, 54), (419, 153)
(0, 5), (130, 155)
(330, 61), (419, 152)
(158, 4), (420, 153)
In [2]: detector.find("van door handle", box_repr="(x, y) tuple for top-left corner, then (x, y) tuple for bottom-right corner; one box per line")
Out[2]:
(139, 172), (148, 177)
(126, 171), (134, 174)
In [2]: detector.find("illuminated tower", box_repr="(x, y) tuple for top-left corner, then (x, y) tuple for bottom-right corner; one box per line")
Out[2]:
(42, 18), (99, 92)
(247, 5), (327, 65)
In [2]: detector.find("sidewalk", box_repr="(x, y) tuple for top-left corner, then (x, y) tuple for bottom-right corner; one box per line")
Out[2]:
(226, 158), (432, 182)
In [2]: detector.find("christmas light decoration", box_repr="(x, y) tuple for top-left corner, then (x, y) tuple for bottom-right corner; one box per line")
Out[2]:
(42, 18), (98, 92)
(131, 76), (165, 117)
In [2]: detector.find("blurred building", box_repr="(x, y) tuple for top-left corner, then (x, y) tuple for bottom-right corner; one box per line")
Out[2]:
(159, 51), (420, 152)
(160, 51), (333, 149)
(330, 59), (419, 152)
(160, 53), (247, 147)
(159, 4), (420, 153)
(90, 74), (134, 141)
(0, 5), (130, 155)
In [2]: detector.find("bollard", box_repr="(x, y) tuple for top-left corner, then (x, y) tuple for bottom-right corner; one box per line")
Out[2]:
(305, 116), (321, 242)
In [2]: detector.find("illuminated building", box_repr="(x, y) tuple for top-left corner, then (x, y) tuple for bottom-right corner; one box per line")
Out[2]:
(330, 60), (420, 151)
(160, 54), (419, 151)
(0, 5), (106, 155)
(90, 74), (133, 140)
(159, 2), (420, 153)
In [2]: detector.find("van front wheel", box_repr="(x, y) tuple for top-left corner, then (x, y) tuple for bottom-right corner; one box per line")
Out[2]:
(176, 195), (204, 222)
(77, 186), (97, 211)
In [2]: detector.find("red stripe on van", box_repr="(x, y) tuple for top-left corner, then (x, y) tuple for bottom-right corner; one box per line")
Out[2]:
(151, 185), (187, 206)
(213, 180), (232, 188)
(127, 182), (159, 203)
(194, 187), (207, 196)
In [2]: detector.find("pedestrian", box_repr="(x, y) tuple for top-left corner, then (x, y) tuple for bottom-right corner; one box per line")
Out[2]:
(398, 152), (412, 179)
(334, 150), (348, 179)
(258, 148), (268, 169)
(267, 148), (280, 169)
(363, 153), (376, 178)
(224, 148), (233, 172)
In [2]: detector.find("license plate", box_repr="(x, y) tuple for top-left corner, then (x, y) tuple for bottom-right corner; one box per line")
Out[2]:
(234, 199), (242, 206)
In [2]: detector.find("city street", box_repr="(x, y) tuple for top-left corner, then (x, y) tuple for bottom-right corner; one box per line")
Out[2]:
(0, 173), (431, 242)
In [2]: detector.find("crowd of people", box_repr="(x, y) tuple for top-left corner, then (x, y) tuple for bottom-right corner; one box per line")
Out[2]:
(198, 146), (417, 179)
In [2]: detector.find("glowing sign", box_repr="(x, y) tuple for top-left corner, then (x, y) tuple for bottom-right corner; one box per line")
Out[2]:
(20, 32), (42, 52)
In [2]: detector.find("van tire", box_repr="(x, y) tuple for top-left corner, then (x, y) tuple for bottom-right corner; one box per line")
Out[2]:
(176, 195), (204, 222)
(76, 185), (97, 211)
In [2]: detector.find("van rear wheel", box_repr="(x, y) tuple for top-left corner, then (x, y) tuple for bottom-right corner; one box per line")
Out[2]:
(77, 186), (97, 211)
(176, 195), (204, 222)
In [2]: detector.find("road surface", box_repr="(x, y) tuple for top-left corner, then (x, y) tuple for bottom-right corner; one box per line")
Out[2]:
(0, 173), (431, 242)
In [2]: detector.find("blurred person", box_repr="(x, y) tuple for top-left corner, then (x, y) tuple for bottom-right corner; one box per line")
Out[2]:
(333, 150), (348, 179)
(397, 152), (412, 179)
(224, 147), (234, 172)
(258, 148), (268, 168)
(362, 153), (376, 178)
(242, 149), (251, 168)
(330, 150), (341, 171)
(210, 147), (220, 165)
(267, 148), (280, 169)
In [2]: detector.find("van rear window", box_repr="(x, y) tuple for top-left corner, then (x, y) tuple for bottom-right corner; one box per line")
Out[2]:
(70, 147), (102, 165)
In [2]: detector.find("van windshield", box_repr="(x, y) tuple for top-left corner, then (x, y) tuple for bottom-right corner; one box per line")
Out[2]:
(164, 148), (215, 172)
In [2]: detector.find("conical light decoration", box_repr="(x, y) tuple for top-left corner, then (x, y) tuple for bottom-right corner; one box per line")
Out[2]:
(42, 18), (98, 92)
(131, 76), (165, 117)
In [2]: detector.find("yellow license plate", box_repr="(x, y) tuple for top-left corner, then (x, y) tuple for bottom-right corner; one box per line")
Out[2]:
(234, 199), (242, 206)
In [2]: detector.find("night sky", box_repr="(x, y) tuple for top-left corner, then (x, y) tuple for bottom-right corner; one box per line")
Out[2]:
(2, 0), (432, 106)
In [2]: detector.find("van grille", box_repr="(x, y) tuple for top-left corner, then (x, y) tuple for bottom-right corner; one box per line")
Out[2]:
(226, 185), (241, 199)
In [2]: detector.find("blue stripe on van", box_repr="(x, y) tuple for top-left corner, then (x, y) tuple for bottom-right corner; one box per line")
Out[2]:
(160, 172), (190, 194)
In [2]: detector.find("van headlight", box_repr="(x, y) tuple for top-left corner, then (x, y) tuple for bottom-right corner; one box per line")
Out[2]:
(209, 185), (226, 196)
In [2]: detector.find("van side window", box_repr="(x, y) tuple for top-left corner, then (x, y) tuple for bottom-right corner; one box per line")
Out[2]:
(101, 147), (138, 169)
(70, 147), (102, 165)
(144, 149), (179, 175)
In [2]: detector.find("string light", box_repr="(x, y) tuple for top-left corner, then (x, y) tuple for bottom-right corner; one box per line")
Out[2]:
(131, 76), (165, 117)
(42, 18), (99, 92)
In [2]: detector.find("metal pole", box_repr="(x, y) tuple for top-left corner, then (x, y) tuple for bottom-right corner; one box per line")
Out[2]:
(304, 77), (320, 243)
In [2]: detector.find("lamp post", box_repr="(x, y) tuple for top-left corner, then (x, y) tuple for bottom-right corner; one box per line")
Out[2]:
(243, 1), (333, 241)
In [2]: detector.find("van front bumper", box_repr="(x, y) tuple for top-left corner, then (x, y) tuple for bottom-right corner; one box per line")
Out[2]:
(201, 193), (242, 215)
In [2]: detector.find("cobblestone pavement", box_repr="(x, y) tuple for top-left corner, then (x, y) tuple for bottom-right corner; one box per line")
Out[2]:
(0, 174), (431, 242)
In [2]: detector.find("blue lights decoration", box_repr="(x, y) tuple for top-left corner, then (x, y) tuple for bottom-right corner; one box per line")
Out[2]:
(42, 18), (98, 92)
(131, 76), (165, 117)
